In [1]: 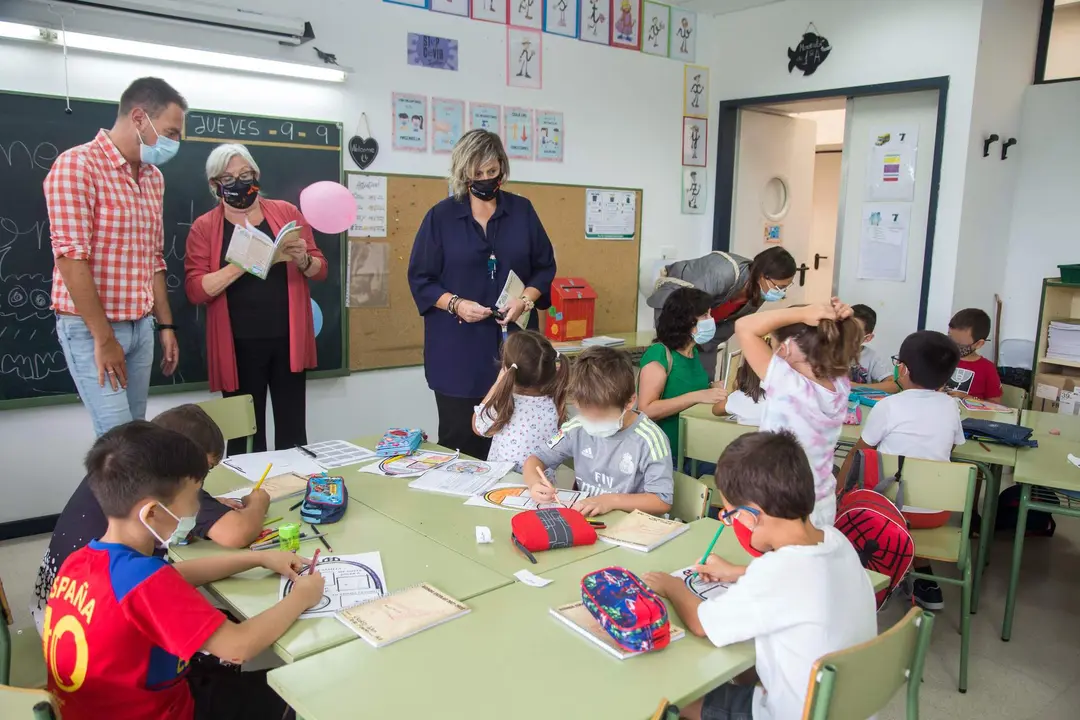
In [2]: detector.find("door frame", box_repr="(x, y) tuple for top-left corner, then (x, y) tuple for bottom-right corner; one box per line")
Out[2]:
(712, 76), (949, 330)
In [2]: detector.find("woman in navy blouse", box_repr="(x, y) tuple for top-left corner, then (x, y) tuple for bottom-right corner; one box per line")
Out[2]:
(408, 130), (557, 460)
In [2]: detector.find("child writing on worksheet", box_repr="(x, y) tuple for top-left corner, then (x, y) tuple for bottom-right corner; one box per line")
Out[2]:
(524, 346), (674, 517)
(473, 330), (569, 474)
(734, 298), (862, 528)
(712, 356), (766, 426)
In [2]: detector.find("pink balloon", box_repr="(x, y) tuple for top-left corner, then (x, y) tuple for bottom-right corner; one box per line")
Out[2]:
(299, 181), (357, 234)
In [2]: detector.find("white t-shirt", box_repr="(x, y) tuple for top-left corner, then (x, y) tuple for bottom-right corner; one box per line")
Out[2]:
(861, 389), (966, 461)
(725, 390), (763, 426)
(851, 345), (893, 384)
(760, 355), (850, 526)
(697, 527), (877, 720)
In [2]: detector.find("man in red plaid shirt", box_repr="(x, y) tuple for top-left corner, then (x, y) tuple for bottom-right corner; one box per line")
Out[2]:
(46, 77), (186, 436)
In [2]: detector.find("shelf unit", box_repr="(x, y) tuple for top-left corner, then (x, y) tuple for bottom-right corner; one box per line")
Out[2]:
(1031, 278), (1080, 403)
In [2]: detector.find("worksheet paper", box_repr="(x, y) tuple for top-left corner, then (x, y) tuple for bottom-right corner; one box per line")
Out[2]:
(221, 449), (324, 482)
(280, 552), (387, 619)
(670, 565), (732, 601)
(303, 440), (376, 469)
(585, 188), (636, 239)
(856, 203), (910, 282)
(407, 460), (514, 497)
(358, 450), (458, 478)
(463, 483), (583, 511)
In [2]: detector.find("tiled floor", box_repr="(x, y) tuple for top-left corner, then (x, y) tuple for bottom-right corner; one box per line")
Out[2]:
(3, 516), (1078, 718)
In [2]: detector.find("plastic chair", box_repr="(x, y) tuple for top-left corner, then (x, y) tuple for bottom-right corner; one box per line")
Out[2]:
(670, 471), (711, 522)
(877, 456), (976, 693)
(197, 395), (257, 453)
(802, 608), (935, 720)
(0, 579), (47, 690)
(999, 384), (1028, 411)
(0, 687), (57, 720)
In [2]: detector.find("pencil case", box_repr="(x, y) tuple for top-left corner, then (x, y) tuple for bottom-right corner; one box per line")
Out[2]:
(375, 428), (426, 457)
(510, 508), (596, 563)
(581, 567), (670, 653)
(300, 474), (348, 525)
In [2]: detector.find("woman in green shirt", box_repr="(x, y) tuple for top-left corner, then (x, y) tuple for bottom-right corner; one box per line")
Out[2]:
(638, 287), (727, 472)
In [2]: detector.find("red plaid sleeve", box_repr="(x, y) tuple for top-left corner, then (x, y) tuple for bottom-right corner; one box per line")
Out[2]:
(45, 150), (96, 261)
(152, 171), (167, 274)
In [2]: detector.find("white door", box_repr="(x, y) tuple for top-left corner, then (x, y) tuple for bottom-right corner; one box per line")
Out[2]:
(809, 151), (843, 300)
(730, 109), (821, 305)
(836, 90), (939, 359)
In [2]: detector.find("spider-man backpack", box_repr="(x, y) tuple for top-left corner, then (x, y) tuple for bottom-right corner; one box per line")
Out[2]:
(835, 449), (914, 608)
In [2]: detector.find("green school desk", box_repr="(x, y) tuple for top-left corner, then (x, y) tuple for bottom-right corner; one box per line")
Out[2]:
(1000, 411), (1080, 641)
(171, 466), (511, 663)
(0, 687), (55, 719)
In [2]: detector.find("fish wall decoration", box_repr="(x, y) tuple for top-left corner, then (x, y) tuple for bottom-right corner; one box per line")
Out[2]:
(788, 23), (831, 76)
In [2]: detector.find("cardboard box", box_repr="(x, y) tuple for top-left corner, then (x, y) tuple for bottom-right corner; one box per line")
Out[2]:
(1033, 370), (1080, 412)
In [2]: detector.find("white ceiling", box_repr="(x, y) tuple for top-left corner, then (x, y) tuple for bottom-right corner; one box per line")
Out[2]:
(665, 0), (785, 16)
(756, 97), (847, 114)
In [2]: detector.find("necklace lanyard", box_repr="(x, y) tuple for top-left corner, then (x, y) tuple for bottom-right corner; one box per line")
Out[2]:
(488, 252), (497, 281)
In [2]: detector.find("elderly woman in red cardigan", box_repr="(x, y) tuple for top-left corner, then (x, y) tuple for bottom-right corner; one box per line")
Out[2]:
(184, 143), (327, 454)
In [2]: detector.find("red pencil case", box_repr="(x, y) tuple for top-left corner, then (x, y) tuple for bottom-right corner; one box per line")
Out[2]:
(510, 508), (597, 563)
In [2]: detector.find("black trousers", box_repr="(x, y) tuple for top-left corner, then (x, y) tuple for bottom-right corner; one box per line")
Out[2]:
(223, 337), (307, 455)
(435, 392), (491, 460)
(188, 654), (292, 720)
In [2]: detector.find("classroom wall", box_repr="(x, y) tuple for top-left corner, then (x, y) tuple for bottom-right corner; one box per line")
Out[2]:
(950, 0), (1042, 334)
(701, 0), (985, 333)
(0, 0), (715, 523)
(1000, 81), (1080, 344)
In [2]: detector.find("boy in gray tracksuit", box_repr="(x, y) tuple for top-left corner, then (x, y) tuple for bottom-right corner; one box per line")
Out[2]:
(524, 347), (674, 518)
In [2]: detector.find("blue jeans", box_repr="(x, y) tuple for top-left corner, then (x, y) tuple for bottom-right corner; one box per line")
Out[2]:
(56, 315), (154, 437)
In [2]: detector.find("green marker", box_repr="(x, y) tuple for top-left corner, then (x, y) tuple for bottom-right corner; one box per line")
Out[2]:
(692, 523), (725, 579)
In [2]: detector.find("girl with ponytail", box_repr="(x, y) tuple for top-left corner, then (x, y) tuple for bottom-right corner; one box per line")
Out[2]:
(734, 298), (863, 528)
(472, 330), (569, 473)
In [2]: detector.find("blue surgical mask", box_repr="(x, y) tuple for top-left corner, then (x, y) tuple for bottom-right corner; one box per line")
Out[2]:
(580, 409), (626, 439)
(693, 317), (716, 345)
(140, 501), (197, 549)
(761, 280), (786, 303)
(138, 116), (180, 166)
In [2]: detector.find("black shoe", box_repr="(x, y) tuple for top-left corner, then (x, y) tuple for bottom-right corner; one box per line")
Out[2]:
(913, 579), (944, 610)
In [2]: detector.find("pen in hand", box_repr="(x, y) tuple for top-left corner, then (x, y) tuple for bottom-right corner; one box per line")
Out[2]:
(534, 466), (564, 507)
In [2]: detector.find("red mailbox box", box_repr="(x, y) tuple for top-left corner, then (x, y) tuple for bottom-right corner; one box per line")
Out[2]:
(543, 277), (597, 342)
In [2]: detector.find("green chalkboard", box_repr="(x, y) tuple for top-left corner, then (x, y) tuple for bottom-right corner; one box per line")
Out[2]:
(0, 91), (346, 408)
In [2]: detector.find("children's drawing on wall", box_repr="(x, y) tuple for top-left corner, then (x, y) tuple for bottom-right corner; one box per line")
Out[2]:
(535, 110), (564, 162)
(348, 240), (390, 308)
(392, 93), (427, 152)
(669, 7), (697, 62)
(682, 116), (706, 167)
(681, 167), (706, 215)
(641, 1), (669, 57)
(472, 0), (508, 23)
(503, 106), (535, 160)
(470, 102), (501, 134)
(578, 0), (611, 45)
(431, 97), (465, 153)
(510, 0), (543, 28)
(544, 0), (580, 37)
(507, 27), (543, 90)
(611, 0), (641, 49)
(683, 64), (709, 119)
(430, 0), (469, 16)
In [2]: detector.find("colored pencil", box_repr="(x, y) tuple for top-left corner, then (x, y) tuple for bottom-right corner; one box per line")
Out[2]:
(264, 516), (283, 526)
(252, 463), (273, 492)
(311, 523), (332, 552)
(307, 548), (321, 576)
(289, 499), (304, 511)
(692, 523), (726, 579)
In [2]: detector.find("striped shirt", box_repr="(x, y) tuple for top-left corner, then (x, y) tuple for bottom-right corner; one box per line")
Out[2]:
(46, 129), (167, 320)
(533, 411), (674, 503)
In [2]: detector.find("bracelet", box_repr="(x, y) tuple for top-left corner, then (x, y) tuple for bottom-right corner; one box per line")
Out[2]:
(520, 296), (535, 313)
(300, 254), (313, 272)
(156, 324), (177, 333)
(448, 295), (461, 316)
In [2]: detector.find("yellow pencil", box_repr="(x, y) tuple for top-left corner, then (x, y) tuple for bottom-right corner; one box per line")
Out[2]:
(253, 463), (273, 492)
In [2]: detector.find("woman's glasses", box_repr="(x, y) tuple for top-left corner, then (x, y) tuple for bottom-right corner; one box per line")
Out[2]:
(216, 170), (257, 187)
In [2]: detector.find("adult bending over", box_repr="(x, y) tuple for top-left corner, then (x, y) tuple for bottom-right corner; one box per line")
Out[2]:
(184, 143), (327, 454)
(408, 130), (556, 460)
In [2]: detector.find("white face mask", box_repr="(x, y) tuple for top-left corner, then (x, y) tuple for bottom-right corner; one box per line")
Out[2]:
(139, 501), (197, 550)
(580, 409), (627, 439)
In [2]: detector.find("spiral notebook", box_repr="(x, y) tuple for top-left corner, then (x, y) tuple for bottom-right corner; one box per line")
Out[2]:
(336, 583), (470, 648)
(595, 510), (691, 552)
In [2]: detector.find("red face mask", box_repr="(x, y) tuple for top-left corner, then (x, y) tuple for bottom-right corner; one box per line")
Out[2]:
(733, 516), (764, 558)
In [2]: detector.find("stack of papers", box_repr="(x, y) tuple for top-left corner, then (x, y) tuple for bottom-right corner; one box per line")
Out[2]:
(582, 336), (626, 348)
(549, 601), (685, 660)
(221, 449), (324, 482)
(1047, 320), (1080, 362)
(596, 510), (691, 552)
(407, 460), (514, 497)
(337, 583), (470, 648)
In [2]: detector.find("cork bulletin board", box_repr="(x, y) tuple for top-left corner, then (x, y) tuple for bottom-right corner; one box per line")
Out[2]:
(346, 171), (643, 371)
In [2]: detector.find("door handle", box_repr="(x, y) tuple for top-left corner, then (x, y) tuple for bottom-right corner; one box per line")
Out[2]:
(796, 263), (810, 287)
(814, 253), (829, 270)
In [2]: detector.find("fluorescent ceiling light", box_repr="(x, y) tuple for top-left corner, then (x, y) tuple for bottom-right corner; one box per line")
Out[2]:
(0, 20), (346, 82)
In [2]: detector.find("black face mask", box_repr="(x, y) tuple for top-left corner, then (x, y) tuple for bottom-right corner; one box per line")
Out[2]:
(469, 176), (502, 201)
(218, 179), (260, 210)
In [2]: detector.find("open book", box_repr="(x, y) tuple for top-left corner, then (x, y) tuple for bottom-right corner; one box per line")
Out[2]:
(550, 601), (684, 660)
(596, 510), (691, 552)
(337, 583), (470, 648)
(225, 220), (302, 279)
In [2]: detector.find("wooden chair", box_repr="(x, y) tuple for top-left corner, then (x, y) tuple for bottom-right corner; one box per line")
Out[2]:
(999, 384), (1028, 411)
(0, 579), (47, 690)
(670, 471), (711, 522)
(878, 456), (977, 693)
(0, 687), (57, 720)
(197, 395), (257, 453)
(802, 608), (935, 720)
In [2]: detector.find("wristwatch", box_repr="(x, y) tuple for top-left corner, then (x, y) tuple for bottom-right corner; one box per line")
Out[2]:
(520, 296), (535, 313)
(156, 323), (177, 333)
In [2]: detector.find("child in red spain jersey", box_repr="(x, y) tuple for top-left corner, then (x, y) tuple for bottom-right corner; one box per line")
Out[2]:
(42, 421), (324, 720)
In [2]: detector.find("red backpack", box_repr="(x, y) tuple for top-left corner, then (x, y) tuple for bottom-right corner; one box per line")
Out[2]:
(835, 449), (915, 608)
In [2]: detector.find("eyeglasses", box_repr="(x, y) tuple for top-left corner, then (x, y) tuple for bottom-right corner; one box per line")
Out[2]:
(216, 170), (257, 187)
(719, 505), (761, 530)
(891, 355), (901, 366)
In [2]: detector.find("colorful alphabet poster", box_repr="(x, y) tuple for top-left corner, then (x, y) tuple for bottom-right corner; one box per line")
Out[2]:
(681, 167), (705, 215)
(610, 0), (642, 50)
(507, 27), (543, 90)
(682, 116), (706, 167)
(683, 64), (709, 118)
(544, 0), (579, 37)
(503, 106), (535, 160)
(510, 0), (544, 28)
(430, 0), (469, 15)
(431, 97), (465, 153)
(579, 0), (611, 45)
(472, 0), (508, 22)
(669, 7), (696, 62)
(535, 110), (564, 162)
(641, 1), (669, 57)
(392, 93), (427, 152)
